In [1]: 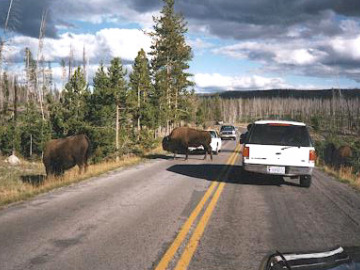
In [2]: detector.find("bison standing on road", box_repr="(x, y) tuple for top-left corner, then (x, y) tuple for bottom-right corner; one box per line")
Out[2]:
(162, 127), (213, 160)
(43, 134), (91, 176)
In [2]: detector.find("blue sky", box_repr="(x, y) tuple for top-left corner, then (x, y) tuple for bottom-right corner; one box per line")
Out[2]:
(1, 0), (360, 92)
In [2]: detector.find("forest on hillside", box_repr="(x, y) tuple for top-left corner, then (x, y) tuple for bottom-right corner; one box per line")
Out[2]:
(0, 0), (197, 162)
(197, 90), (360, 134)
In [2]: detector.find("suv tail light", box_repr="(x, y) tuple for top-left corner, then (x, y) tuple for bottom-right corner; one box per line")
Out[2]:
(309, 150), (316, 162)
(243, 146), (249, 158)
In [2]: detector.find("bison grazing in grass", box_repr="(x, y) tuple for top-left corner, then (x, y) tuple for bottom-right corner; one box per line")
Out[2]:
(43, 134), (91, 177)
(162, 127), (213, 160)
(324, 143), (353, 169)
(332, 145), (353, 169)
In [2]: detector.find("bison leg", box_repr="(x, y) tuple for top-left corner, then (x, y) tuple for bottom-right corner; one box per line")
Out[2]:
(78, 164), (83, 174)
(203, 144), (212, 160)
(54, 167), (64, 177)
(208, 145), (213, 160)
(77, 162), (88, 174)
(185, 149), (189, 160)
(45, 166), (54, 178)
(84, 161), (88, 173)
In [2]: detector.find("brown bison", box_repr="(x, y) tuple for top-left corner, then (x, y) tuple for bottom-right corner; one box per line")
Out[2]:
(333, 145), (353, 169)
(324, 143), (352, 169)
(43, 134), (91, 176)
(162, 127), (213, 160)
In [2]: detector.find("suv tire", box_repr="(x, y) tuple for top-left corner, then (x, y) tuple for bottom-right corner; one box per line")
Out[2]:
(300, 175), (312, 188)
(214, 144), (219, 155)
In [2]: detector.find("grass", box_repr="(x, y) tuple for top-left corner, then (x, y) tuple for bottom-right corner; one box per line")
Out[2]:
(320, 164), (360, 191)
(0, 146), (165, 208)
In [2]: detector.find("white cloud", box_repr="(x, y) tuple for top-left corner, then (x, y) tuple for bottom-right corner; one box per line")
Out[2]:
(187, 38), (214, 50)
(194, 73), (291, 91)
(274, 49), (320, 66)
(5, 28), (152, 65)
(1, 28), (152, 90)
(210, 33), (360, 83)
(330, 35), (360, 60)
(53, 0), (159, 29)
(212, 41), (327, 66)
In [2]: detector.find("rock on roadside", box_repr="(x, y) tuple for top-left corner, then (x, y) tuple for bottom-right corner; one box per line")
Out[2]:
(5, 154), (21, 166)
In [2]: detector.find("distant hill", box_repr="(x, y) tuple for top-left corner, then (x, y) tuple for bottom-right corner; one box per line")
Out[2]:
(201, 89), (360, 99)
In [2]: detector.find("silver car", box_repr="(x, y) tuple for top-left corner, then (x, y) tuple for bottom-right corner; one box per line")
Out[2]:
(220, 125), (237, 140)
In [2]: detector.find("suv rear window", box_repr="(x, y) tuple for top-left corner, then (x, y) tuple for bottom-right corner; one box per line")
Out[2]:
(247, 124), (313, 147)
(210, 131), (217, 138)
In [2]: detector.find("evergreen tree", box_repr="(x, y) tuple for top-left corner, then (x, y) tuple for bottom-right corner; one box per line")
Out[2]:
(181, 88), (196, 123)
(108, 58), (128, 125)
(20, 100), (51, 158)
(214, 94), (222, 122)
(60, 67), (90, 135)
(90, 63), (112, 126)
(107, 58), (128, 157)
(196, 106), (205, 127)
(129, 49), (155, 136)
(48, 96), (65, 138)
(88, 63), (116, 161)
(150, 0), (193, 130)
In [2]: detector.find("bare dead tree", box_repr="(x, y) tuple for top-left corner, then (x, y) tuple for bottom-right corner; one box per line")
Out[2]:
(68, 44), (74, 81)
(82, 45), (88, 83)
(0, 39), (4, 111)
(36, 9), (48, 120)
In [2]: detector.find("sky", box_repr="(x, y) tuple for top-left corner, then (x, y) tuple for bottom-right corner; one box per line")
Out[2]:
(1, 0), (360, 92)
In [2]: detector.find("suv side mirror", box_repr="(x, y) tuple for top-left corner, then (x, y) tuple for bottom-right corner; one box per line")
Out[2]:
(240, 133), (246, 144)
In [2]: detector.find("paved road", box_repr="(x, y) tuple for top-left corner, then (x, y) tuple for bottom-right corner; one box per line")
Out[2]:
(1, 137), (360, 270)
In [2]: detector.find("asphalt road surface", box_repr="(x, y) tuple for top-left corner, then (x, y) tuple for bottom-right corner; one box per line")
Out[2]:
(1, 135), (360, 270)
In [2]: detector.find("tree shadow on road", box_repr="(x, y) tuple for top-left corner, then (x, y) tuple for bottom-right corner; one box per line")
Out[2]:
(167, 164), (300, 187)
(21, 175), (46, 186)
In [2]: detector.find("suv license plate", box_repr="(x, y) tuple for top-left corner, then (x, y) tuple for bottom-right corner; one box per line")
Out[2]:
(267, 166), (285, 174)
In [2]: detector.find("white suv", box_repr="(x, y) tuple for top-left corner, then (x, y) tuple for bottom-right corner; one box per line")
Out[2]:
(240, 120), (316, 187)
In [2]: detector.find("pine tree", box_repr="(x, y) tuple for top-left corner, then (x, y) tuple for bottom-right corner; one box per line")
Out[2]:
(150, 0), (193, 130)
(20, 100), (51, 158)
(129, 49), (155, 138)
(87, 63), (116, 161)
(60, 67), (90, 135)
(90, 63), (112, 126)
(196, 106), (205, 127)
(214, 94), (222, 122)
(107, 58), (128, 157)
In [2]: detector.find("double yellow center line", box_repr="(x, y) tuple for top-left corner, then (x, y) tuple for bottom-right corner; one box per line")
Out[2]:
(155, 143), (241, 270)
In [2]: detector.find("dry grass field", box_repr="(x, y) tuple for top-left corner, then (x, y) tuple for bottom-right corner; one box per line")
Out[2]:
(0, 146), (164, 207)
(322, 165), (360, 191)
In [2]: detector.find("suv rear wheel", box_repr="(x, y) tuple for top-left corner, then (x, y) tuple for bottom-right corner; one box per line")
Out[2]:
(300, 175), (312, 188)
(214, 144), (219, 155)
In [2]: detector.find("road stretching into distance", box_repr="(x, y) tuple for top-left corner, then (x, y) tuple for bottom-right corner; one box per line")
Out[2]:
(1, 128), (360, 270)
